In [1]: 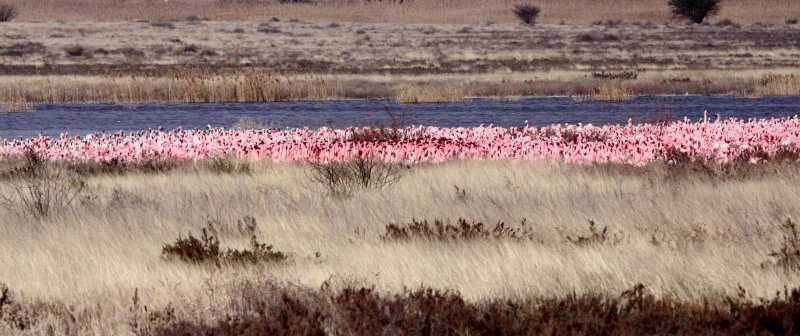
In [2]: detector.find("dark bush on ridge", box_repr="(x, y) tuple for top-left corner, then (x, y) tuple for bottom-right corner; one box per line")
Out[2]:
(512, 5), (540, 25)
(668, 0), (721, 24)
(0, 3), (17, 22)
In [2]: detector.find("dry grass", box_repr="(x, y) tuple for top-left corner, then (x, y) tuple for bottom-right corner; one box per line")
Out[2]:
(395, 85), (464, 103)
(4, 0), (799, 24)
(0, 71), (342, 103)
(3, 71), (797, 103)
(1, 20), (798, 101)
(1, 160), (800, 333)
(753, 74), (800, 96)
(590, 85), (634, 101)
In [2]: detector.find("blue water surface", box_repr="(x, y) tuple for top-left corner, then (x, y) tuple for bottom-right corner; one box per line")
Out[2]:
(2, 96), (799, 139)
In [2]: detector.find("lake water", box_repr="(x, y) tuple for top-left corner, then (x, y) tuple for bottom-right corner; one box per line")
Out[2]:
(2, 95), (799, 139)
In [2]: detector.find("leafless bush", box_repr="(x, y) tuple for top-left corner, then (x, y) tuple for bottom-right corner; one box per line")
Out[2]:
(0, 150), (85, 219)
(306, 158), (405, 197)
(565, 220), (623, 246)
(0, 4), (17, 22)
(382, 218), (536, 241)
(763, 218), (800, 271)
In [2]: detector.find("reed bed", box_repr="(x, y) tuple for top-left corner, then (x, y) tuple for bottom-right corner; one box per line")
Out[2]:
(0, 71), (342, 104)
(1, 160), (800, 334)
(753, 74), (800, 96)
(395, 85), (464, 103)
(2, 73), (799, 104)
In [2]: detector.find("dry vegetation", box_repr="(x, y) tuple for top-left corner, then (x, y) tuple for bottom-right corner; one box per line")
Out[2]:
(3, 0), (799, 24)
(0, 20), (798, 102)
(2, 158), (800, 333)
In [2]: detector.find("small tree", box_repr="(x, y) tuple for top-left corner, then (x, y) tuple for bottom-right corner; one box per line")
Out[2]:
(668, 0), (721, 24)
(0, 3), (17, 22)
(512, 5), (540, 25)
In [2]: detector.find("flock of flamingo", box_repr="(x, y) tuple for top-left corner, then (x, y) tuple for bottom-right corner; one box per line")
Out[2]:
(2, 115), (800, 166)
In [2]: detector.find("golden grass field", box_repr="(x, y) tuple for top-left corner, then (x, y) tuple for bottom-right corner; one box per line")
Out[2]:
(2, 160), (800, 333)
(5, 0), (800, 24)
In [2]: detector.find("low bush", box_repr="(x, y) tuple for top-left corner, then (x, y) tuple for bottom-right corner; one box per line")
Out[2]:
(668, 0), (721, 24)
(382, 218), (536, 241)
(0, 150), (85, 219)
(0, 42), (46, 57)
(763, 218), (800, 271)
(149, 21), (175, 29)
(64, 44), (86, 57)
(136, 282), (800, 335)
(512, 5), (540, 25)
(161, 216), (286, 266)
(592, 70), (638, 80)
(565, 220), (623, 246)
(0, 3), (17, 22)
(306, 158), (405, 197)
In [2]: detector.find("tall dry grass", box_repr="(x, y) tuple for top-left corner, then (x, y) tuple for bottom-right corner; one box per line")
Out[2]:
(1, 160), (800, 333)
(395, 85), (464, 103)
(0, 71), (342, 103)
(4, 0), (799, 24)
(3, 72), (797, 103)
(753, 74), (800, 96)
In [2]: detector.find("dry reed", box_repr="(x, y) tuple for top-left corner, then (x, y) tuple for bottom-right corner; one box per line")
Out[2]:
(0, 71), (342, 103)
(753, 74), (800, 96)
(590, 85), (634, 101)
(395, 85), (464, 103)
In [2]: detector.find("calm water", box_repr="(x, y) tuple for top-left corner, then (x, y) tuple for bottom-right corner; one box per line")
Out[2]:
(2, 96), (799, 139)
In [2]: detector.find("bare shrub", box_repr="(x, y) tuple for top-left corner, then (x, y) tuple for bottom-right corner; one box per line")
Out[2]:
(306, 158), (405, 197)
(565, 220), (623, 246)
(0, 150), (85, 219)
(382, 218), (535, 241)
(668, 0), (721, 24)
(161, 216), (286, 266)
(512, 5), (540, 25)
(0, 3), (17, 22)
(763, 218), (800, 271)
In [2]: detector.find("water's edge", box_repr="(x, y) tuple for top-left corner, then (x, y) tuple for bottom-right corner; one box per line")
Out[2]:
(2, 96), (799, 139)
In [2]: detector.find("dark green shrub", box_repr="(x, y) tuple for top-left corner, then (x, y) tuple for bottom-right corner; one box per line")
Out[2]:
(668, 0), (721, 24)
(512, 5), (540, 25)
(64, 44), (86, 57)
(0, 4), (17, 22)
